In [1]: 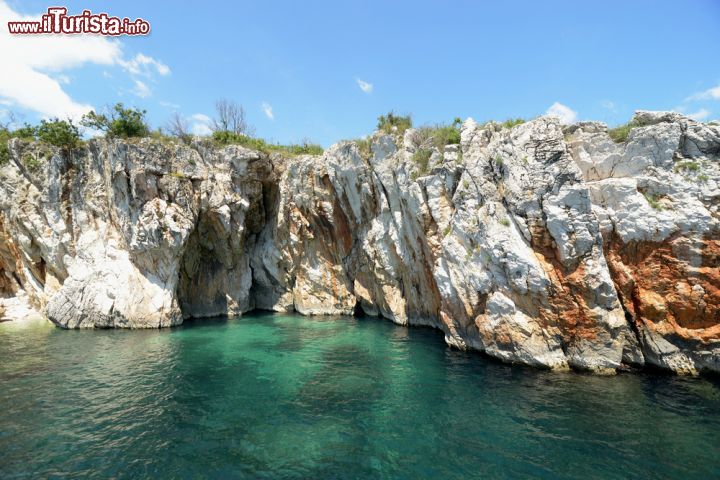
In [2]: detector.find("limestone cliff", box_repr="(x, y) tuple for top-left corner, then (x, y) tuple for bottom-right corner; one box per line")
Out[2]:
(1, 111), (718, 374)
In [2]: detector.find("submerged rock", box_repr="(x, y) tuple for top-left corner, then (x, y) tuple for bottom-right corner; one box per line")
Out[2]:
(1, 112), (718, 374)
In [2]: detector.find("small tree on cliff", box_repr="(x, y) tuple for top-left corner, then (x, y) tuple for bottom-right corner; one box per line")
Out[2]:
(35, 118), (81, 151)
(377, 111), (412, 135)
(211, 99), (254, 136)
(166, 112), (192, 143)
(81, 103), (149, 138)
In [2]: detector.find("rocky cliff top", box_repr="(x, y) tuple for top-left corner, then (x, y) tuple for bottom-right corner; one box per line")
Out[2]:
(1, 111), (718, 375)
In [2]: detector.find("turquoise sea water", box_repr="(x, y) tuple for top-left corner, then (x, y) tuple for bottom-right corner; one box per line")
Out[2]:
(1, 312), (719, 479)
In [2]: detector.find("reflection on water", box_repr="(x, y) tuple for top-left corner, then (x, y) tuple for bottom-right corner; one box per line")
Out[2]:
(1, 313), (719, 479)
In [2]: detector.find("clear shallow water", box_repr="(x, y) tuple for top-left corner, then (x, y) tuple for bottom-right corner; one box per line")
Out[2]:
(1, 313), (719, 479)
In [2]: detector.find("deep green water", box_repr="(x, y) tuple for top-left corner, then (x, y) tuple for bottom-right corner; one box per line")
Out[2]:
(1, 313), (719, 479)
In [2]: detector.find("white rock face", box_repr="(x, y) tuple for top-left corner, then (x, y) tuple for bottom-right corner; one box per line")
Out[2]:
(1, 139), (274, 328)
(1, 110), (718, 375)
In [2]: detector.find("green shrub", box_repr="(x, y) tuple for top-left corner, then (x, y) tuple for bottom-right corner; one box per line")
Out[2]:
(494, 155), (504, 167)
(501, 118), (525, 129)
(673, 160), (700, 172)
(431, 124), (460, 149)
(283, 141), (324, 156)
(149, 129), (179, 145)
(354, 137), (372, 159)
(212, 130), (249, 146)
(377, 111), (412, 135)
(698, 173), (709, 182)
(36, 118), (81, 150)
(607, 119), (646, 143)
(12, 123), (37, 140)
(642, 192), (664, 210)
(82, 103), (149, 138)
(212, 130), (323, 156)
(22, 153), (43, 172)
(0, 129), (10, 165)
(499, 217), (511, 227)
(412, 148), (432, 175)
(1, 126), (38, 165)
(410, 122), (461, 156)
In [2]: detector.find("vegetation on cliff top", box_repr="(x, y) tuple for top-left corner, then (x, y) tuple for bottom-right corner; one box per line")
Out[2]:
(607, 116), (662, 143)
(81, 103), (150, 138)
(0, 117), (81, 166)
(166, 99), (323, 156)
(3, 104), (707, 167)
(0, 101), (324, 162)
(377, 112), (413, 135)
(211, 131), (323, 155)
(500, 118), (525, 129)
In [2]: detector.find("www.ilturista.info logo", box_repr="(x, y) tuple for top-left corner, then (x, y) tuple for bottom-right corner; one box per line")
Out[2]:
(7, 7), (150, 35)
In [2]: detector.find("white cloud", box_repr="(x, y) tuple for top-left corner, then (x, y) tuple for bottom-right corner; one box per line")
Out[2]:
(191, 113), (211, 123)
(261, 102), (274, 120)
(132, 80), (151, 98)
(687, 85), (720, 101)
(673, 105), (711, 122)
(0, 2), (115, 119)
(0, 64), (94, 120)
(545, 102), (578, 124)
(0, 1), (170, 120)
(159, 101), (180, 109)
(190, 113), (212, 135)
(687, 108), (710, 121)
(191, 123), (212, 136)
(356, 78), (373, 94)
(600, 100), (617, 112)
(119, 53), (171, 77)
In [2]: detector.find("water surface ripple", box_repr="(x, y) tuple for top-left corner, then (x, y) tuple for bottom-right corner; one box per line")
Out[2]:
(1, 313), (718, 479)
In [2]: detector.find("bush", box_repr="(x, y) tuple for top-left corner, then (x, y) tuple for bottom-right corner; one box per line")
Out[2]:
(212, 130), (249, 146)
(0, 139), (10, 167)
(501, 118), (525, 129)
(12, 123), (37, 140)
(283, 141), (324, 156)
(82, 103), (149, 138)
(36, 119), (81, 150)
(0, 129), (10, 166)
(431, 124), (460, 149)
(212, 130), (323, 156)
(410, 121), (461, 155)
(673, 160), (700, 172)
(607, 119), (649, 143)
(642, 192), (664, 210)
(22, 153), (44, 173)
(412, 148), (432, 175)
(1, 125), (39, 166)
(354, 137), (372, 159)
(377, 111), (412, 135)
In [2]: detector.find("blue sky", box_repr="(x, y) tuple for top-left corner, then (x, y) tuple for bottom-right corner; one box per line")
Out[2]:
(1, 0), (719, 146)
